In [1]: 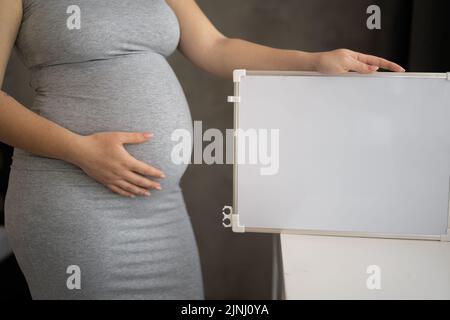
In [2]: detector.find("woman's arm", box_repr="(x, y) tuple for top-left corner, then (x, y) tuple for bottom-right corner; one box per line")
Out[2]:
(0, 0), (163, 197)
(0, 0), (80, 161)
(166, 0), (405, 78)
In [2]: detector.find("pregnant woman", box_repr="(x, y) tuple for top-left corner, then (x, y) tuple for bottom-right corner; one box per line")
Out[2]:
(0, 0), (404, 299)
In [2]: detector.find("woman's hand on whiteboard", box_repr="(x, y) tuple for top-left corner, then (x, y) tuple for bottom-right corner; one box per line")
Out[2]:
(313, 49), (405, 74)
(72, 132), (165, 198)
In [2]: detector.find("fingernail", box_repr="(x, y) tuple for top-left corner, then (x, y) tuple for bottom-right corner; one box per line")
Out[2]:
(160, 173), (166, 178)
(155, 185), (162, 191)
(144, 191), (151, 196)
(143, 132), (153, 139)
(130, 195), (136, 198)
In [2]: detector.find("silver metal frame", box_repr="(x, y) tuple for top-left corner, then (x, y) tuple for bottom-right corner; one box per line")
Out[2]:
(232, 70), (450, 241)
(243, 70), (448, 79)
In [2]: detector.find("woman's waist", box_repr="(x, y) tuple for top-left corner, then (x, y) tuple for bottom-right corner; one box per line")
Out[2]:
(29, 53), (181, 96)
(10, 146), (189, 188)
(7, 161), (185, 210)
(32, 97), (192, 138)
(9, 151), (97, 186)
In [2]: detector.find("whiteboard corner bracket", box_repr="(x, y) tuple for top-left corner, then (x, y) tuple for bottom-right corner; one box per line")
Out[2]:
(232, 214), (245, 233)
(440, 230), (450, 242)
(233, 69), (246, 83)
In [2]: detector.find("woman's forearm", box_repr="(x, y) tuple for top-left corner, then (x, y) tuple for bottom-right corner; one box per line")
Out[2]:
(0, 91), (84, 165)
(203, 37), (318, 79)
(170, 0), (404, 78)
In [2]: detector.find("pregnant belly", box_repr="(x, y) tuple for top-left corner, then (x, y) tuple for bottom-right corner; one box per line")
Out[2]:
(12, 53), (193, 187)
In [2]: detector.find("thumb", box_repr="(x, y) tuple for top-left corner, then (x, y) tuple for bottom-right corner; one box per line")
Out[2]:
(118, 132), (153, 144)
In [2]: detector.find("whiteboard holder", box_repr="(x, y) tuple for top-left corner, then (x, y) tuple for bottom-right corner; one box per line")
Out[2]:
(232, 214), (245, 233)
(441, 231), (450, 242)
(227, 96), (241, 103)
(233, 69), (246, 83)
(447, 72), (450, 80)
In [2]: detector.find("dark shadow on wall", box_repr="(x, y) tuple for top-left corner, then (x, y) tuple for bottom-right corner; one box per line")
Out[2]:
(374, 0), (450, 71)
(1, 0), (449, 300)
(408, 0), (450, 71)
(0, 145), (12, 225)
(0, 254), (31, 300)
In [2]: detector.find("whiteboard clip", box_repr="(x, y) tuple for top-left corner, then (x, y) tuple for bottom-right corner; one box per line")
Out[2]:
(447, 72), (450, 81)
(441, 230), (450, 242)
(227, 96), (241, 103)
(233, 69), (246, 83)
(232, 214), (245, 233)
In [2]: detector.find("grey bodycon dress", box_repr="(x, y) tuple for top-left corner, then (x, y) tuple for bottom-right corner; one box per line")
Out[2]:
(5, 0), (204, 299)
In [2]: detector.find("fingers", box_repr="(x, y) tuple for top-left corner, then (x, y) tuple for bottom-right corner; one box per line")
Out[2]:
(116, 180), (152, 197)
(129, 158), (165, 178)
(107, 169), (163, 198)
(118, 132), (154, 144)
(114, 131), (165, 178)
(106, 131), (166, 197)
(107, 184), (136, 198)
(347, 59), (379, 74)
(109, 160), (164, 197)
(356, 53), (405, 72)
(123, 171), (162, 191)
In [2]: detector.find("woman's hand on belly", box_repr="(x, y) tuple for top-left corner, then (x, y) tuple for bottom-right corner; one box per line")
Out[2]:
(72, 131), (165, 197)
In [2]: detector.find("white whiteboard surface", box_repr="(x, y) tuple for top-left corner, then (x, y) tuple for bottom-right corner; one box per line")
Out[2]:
(232, 70), (450, 240)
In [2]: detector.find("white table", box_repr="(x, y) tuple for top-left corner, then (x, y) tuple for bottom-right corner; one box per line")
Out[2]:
(280, 234), (450, 300)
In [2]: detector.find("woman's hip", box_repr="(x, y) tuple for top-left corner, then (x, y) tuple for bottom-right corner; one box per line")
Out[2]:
(4, 167), (202, 299)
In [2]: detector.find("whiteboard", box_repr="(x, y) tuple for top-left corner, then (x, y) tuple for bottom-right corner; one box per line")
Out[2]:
(231, 70), (450, 241)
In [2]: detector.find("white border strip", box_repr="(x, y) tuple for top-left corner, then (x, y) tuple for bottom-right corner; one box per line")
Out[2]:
(246, 70), (448, 79)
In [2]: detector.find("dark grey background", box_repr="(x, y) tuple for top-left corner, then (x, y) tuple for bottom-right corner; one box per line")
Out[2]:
(1, 0), (449, 299)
